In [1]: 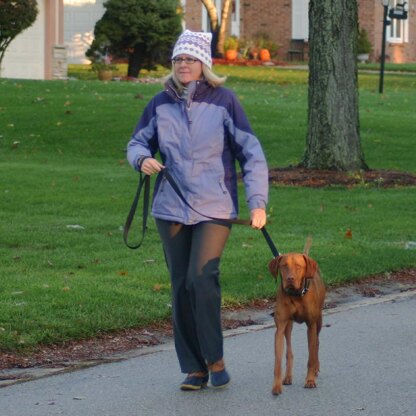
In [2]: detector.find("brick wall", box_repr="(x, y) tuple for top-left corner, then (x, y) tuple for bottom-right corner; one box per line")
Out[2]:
(240, 0), (292, 60)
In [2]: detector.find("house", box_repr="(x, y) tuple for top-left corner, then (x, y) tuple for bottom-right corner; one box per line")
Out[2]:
(359, 0), (414, 63)
(1, 0), (105, 80)
(1, 0), (414, 80)
(1, 0), (65, 80)
(184, 0), (415, 63)
(64, 0), (105, 64)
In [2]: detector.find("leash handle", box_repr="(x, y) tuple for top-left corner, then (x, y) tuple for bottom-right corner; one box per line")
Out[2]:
(123, 173), (150, 249)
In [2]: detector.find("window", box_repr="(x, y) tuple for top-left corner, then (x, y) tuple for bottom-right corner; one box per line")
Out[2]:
(292, 0), (309, 40)
(387, 0), (409, 43)
(231, 0), (240, 37)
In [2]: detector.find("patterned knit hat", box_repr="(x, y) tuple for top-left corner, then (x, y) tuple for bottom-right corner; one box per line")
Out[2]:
(172, 30), (213, 68)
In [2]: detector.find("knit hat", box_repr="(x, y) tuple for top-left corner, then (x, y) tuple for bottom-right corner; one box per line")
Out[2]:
(172, 30), (213, 68)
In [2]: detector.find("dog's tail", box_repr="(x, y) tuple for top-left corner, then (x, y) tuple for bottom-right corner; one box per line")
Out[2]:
(303, 235), (313, 256)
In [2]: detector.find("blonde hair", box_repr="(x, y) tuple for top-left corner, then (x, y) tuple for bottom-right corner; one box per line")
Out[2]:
(163, 63), (227, 94)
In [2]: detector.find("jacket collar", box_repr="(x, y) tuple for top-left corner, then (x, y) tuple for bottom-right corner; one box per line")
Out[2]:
(164, 78), (212, 103)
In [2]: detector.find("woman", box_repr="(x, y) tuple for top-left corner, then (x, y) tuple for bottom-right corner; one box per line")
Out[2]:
(127, 30), (269, 390)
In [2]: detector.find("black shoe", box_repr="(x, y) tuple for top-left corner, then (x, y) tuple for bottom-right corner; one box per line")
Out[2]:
(210, 368), (231, 388)
(180, 374), (209, 391)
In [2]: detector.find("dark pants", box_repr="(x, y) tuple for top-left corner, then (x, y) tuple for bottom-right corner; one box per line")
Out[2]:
(156, 219), (231, 374)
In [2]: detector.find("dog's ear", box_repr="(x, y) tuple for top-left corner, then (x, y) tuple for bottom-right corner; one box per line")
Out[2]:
(303, 255), (317, 279)
(268, 256), (282, 278)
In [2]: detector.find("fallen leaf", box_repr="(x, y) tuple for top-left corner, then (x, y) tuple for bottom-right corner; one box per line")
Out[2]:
(153, 284), (162, 292)
(345, 229), (353, 239)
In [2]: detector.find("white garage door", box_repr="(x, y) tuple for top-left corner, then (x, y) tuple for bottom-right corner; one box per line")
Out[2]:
(64, 0), (105, 64)
(1, 0), (46, 80)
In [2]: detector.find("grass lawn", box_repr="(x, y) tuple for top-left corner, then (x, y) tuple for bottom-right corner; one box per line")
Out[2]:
(0, 65), (415, 352)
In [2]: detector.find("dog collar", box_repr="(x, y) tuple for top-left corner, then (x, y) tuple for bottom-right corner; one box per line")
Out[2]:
(282, 278), (311, 297)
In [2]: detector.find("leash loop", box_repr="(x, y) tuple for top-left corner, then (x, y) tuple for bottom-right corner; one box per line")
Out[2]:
(123, 173), (150, 249)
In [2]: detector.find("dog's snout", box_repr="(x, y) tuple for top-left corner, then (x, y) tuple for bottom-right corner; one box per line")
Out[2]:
(286, 275), (295, 284)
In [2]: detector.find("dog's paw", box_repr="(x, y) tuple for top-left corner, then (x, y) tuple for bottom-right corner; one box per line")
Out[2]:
(272, 383), (283, 395)
(283, 375), (292, 385)
(304, 379), (317, 389)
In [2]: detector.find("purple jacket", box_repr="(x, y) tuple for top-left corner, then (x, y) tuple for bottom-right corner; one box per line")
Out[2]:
(127, 79), (268, 224)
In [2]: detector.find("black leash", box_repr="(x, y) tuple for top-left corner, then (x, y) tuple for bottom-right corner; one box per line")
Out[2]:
(260, 227), (280, 257)
(124, 168), (280, 257)
(123, 173), (150, 249)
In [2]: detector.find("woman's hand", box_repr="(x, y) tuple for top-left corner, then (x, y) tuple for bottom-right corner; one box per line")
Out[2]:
(250, 208), (267, 230)
(141, 158), (165, 176)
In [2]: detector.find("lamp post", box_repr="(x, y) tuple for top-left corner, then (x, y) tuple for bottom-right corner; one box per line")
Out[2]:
(379, 1), (409, 93)
(379, 0), (391, 94)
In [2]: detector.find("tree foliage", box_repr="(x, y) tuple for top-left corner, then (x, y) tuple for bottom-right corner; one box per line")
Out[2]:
(86, 0), (182, 78)
(0, 0), (38, 68)
(303, 0), (367, 171)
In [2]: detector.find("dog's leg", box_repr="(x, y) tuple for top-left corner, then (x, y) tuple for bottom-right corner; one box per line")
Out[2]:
(315, 314), (323, 376)
(283, 320), (293, 385)
(272, 321), (287, 395)
(304, 321), (319, 388)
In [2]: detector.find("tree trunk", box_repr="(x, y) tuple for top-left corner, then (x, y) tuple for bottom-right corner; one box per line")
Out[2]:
(302, 0), (368, 171)
(200, 0), (232, 58)
(217, 0), (232, 57)
(127, 47), (144, 78)
(201, 0), (218, 30)
(200, 0), (219, 56)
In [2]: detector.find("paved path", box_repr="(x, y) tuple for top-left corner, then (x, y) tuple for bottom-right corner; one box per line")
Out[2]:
(1, 291), (415, 416)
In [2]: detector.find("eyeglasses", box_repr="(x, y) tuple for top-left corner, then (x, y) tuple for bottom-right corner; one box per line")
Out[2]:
(172, 57), (200, 65)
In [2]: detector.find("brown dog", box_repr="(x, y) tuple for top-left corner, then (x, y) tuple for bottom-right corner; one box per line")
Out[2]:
(268, 240), (325, 395)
